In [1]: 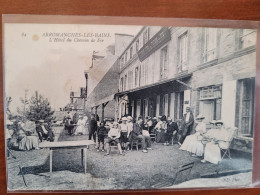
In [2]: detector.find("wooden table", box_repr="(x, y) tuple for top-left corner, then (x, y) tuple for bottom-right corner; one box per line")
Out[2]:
(39, 140), (95, 174)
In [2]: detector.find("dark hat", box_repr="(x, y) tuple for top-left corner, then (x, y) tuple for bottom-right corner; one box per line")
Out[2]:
(161, 115), (167, 121)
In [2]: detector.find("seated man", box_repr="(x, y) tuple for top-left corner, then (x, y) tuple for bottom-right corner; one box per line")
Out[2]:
(129, 117), (151, 153)
(104, 122), (124, 156)
(37, 120), (55, 142)
(164, 117), (179, 145)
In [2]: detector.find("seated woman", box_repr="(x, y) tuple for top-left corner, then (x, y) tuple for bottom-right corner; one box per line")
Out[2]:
(201, 120), (229, 164)
(179, 115), (206, 157)
(104, 122), (124, 156)
(154, 115), (167, 143)
(17, 121), (40, 151)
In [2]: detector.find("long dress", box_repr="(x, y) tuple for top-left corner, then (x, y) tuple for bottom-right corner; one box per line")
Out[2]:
(74, 119), (86, 135)
(203, 128), (230, 164)
(180, 121), (206, 156)
(17, 130), (39, 150)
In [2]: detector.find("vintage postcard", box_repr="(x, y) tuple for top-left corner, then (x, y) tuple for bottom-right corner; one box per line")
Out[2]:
(3, 15), (257, 191)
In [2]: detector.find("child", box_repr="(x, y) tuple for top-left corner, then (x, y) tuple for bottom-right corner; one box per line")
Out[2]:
(97, 121), (107, 152)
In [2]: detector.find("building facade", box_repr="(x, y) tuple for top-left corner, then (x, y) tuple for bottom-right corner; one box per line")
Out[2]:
(115, 26), (256, 153)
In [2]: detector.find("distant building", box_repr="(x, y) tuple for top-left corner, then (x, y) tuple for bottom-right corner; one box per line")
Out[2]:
(86, 34), (134, 121)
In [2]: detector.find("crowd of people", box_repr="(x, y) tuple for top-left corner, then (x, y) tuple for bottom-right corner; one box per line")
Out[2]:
(75, 106), (235, 164)
(6, 107), (235, 165)
(6, 119), (55, 152)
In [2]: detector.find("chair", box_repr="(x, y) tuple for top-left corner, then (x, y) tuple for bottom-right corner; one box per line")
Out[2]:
(150, 133), (156, 142)
(131, 140), (142, 151)
(7, 148), (27, 187)
(109, 140), (119, 152)
(149, 128), (156, 142)
(218, 127), (238, 159)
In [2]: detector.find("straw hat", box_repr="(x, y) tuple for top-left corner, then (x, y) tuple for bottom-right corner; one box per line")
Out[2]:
(215, 120), (224, 125)
(127, 116), (132, 121)
(196, 115), (205, 120)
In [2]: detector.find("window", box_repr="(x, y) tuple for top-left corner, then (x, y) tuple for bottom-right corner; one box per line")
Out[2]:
(143, 28), (149, 45)
(136, 99), (141, 117)
(136, 39), (139, 51)
(128, 70), (133, 89)
(203, 28), (217, 63)
(131, 100), (135, 117)
(143, 99), (149, 118)
(124, 74), (127, 91)
(239, 29), (257, 49)
(156, 95), (160, 117)
(178, 32), (188, 72)
(199, 85), (222, 124)
(121, 56), (124, 67)
(135, 67), (139, 87)
(130, 46), (133, 59)
(237, 78), (255, 137)
(125, 52), (128, 64)
(160, 46), (168, 79)
(163, 94), (169, 116)
(120, 77), (124, 91)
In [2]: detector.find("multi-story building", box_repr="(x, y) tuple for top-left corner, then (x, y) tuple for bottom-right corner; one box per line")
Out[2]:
(114, 26), (256, 153)
(86, 33), (134, 120)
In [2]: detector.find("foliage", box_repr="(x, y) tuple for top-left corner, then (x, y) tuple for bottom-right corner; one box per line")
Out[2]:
(25, 91), (55, 122)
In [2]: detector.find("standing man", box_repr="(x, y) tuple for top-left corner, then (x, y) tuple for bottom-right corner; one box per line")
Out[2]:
(89, 114), (97, 143)
(179, 106), (194, 145)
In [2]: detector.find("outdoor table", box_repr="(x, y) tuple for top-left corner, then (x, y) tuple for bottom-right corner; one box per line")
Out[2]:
(39, 140), (95, 174)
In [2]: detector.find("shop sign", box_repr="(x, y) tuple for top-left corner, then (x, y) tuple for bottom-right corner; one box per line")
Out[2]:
(137, 27), (171, 61)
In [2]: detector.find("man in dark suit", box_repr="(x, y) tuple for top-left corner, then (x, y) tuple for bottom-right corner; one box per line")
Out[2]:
(36, 120), (55, 142)
(89, 114), (97, 142)
(179, 106), (194, 145)
(164, 117), (179, 145)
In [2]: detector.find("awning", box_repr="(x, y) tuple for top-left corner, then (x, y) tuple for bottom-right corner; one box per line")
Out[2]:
(115, 72), (192, 96)
(89, 94), (115, 108)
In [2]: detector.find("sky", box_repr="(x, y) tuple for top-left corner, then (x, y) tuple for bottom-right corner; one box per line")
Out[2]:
(4, 23), (142, 113)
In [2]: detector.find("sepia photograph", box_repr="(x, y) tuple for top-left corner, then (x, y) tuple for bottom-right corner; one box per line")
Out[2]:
(3, 17), (257, 191)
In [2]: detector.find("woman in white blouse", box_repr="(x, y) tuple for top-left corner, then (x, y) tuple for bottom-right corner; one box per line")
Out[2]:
(201, 120), (230, 164)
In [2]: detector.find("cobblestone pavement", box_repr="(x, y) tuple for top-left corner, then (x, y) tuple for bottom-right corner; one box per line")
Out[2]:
(7, 126), (252, 191)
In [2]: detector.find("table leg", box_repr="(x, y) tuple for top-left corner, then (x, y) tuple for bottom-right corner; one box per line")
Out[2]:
(50, 149), (53, 173)
(81, 148), (84, 166)
(84, 147), (87, 174)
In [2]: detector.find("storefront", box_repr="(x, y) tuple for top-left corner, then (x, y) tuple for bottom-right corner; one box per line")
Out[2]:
(115, 74), (192, 120)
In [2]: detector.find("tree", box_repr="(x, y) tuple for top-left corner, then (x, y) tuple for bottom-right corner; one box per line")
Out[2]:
(17, 89), (29, 121)
(26, 91), (55, 122)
